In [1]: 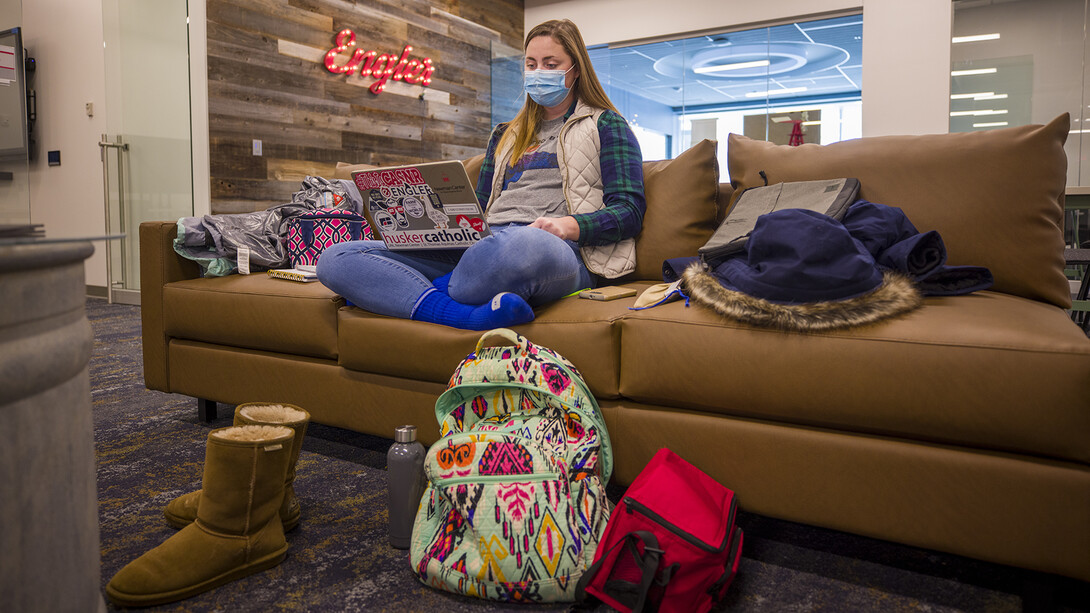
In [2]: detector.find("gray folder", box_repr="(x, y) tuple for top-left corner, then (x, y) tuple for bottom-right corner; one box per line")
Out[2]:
(699, 178), (860, 265)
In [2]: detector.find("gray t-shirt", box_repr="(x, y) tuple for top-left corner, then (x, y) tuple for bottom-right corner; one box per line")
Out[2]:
(486, 116), (567, 225)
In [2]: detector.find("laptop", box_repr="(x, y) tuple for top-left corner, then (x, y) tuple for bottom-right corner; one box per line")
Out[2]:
(351, 160), (491, 250)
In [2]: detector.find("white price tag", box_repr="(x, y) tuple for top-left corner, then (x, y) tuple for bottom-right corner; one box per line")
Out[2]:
(237, 246), (251, 275)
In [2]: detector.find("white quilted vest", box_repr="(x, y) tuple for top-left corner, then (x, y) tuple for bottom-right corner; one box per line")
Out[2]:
(486, 101), (637, 279)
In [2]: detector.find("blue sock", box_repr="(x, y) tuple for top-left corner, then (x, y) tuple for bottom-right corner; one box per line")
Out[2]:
(432, 272), (452, 294)
(411, 288), (534, 330)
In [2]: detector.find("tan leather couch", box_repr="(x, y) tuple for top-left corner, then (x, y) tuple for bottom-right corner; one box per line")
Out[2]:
(140, 115), (1090, 582)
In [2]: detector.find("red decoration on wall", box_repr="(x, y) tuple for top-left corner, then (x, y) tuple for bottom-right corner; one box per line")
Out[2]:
(324, 29), (435, 95)
(788, 120), (805, 146)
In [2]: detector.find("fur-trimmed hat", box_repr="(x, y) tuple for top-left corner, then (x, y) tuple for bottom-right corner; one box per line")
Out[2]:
(683, 209), (921, 331)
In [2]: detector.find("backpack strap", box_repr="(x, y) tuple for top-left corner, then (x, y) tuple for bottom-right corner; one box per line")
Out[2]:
(475, 327), (526, 352)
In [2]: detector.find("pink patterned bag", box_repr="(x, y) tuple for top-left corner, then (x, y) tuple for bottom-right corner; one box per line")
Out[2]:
(286, 209), (372, 268)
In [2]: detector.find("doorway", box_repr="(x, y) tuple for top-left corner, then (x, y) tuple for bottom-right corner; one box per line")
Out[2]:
(0, 0), (29, 224)
(100, 0), (193, 304)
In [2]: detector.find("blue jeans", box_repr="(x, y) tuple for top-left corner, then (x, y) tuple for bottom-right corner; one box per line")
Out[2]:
(315, 224), (594, 318)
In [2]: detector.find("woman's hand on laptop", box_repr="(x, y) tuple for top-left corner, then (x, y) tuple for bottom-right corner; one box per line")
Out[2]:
(530, 216), (579, 241)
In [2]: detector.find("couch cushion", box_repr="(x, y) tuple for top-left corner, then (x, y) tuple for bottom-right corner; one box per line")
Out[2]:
(337, 286), (653, 399)
(618, 293), (1090, 465)
(163, 275), (343, 360)
(727, 115), (1071, 308)
(631, 139), (721, 281)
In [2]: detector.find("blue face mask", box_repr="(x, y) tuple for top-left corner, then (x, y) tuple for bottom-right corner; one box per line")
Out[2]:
(524, 66), (574, 107)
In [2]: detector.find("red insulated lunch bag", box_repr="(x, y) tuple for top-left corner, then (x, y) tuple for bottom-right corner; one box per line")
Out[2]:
(576, 447), (743, 613)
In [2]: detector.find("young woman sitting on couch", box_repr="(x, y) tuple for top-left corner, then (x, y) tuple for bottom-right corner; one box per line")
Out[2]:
(317, 19), (645, 330)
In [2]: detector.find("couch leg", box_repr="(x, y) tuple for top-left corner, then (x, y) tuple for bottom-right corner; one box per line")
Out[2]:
(1021, 571), (1057, 613)
(197, 398), (217, 422)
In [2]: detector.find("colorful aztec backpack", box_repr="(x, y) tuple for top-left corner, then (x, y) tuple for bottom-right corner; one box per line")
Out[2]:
(285, 208), (372, 268)
(410, 328), (614, 603)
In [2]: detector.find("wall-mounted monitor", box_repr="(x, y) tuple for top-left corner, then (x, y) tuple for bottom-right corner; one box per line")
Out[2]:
(0, 27), (28, 161)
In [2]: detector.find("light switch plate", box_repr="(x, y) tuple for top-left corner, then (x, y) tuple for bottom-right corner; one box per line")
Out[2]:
(252, 139), (262, 156)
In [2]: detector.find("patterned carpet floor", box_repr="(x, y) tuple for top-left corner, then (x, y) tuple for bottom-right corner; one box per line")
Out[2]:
(88, 299), (1090, 612)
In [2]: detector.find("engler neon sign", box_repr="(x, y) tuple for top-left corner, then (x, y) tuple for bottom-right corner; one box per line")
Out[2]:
(324, 29), (435, 95)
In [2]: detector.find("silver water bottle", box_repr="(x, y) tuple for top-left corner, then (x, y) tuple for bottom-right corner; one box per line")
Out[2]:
(387, 425), (426, 549)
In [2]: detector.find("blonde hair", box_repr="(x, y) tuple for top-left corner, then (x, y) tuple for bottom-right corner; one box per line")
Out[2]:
(498, 19), (618, 166)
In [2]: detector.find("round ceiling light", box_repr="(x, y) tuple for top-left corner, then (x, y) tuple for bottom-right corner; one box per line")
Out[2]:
(653, 42), (849, 79)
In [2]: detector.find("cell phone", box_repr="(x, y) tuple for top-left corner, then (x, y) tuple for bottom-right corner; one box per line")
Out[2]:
(579, 286), (637, 301)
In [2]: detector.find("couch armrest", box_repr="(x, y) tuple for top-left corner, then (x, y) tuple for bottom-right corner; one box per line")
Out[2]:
(140, 221), (200, 392)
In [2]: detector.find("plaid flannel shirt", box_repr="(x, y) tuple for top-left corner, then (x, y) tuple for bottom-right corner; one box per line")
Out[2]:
(475, 105), (646, 246)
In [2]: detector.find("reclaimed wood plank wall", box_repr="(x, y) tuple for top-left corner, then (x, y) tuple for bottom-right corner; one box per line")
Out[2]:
(207, 0), (524, 213)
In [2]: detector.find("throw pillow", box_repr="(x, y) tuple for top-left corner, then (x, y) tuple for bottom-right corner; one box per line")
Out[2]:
(463, 153), (485, 186)
(631, 138), (721, 281)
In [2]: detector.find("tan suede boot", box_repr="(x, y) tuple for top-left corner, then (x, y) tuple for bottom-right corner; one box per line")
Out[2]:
(106, 425), (294, 608)
(164, 402), (309, 531)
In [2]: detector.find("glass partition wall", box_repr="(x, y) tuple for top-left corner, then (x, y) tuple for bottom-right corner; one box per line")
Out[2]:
(951, 0), (1090, 253)
(585, 13), (863, 174)
(100, 0), (194, 303)
(491, 41), (523, 128)
(950, 0), (1088, 184)
(486, 13), (863, 177)
(0, 0), (30, 226)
